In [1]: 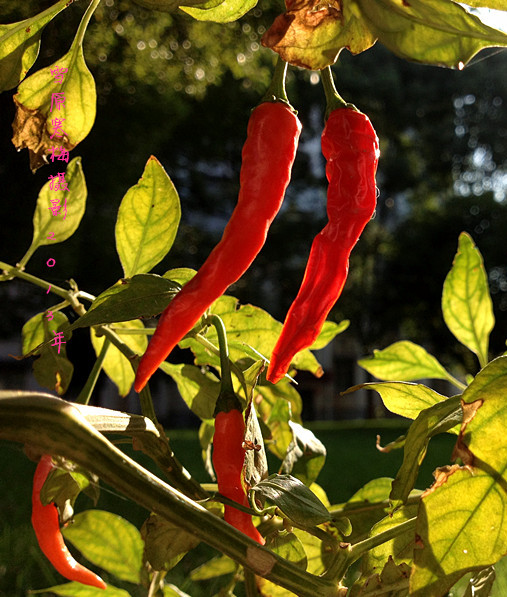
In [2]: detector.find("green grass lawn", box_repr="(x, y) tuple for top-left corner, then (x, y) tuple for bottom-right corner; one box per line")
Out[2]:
(0, 420), (456, 596)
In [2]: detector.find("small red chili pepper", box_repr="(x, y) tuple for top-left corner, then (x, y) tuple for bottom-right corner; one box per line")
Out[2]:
(267, 69), (379, 384)
(213, 408), (264, 544)
(134, 60), (301, 393)
(31, 454), (107, 590)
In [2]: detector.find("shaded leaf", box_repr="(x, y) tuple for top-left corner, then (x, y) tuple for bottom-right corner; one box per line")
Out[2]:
(12, 27), (96, 171)
(63, 510), (143, 583)
(243, 400), (268, 488)
(69, 274), (180, 330)
(463, 567), (496, 597)
(0, 0), (70, 92)
(357, 0), (507, 68)
(252, 474), (330, 526)
(141, 513), (200, 571)
(350, 558), (411, 597)
(442, 232), (494, 367)
(281, 422), (326, 487)
(115, 156), (181, 277)
(189, 554), (237, 580)
(90, 320), (147, 397)
(31, 583), (129, 596)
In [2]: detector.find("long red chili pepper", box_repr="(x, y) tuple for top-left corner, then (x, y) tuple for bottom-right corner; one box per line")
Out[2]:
(213, 408), (264, 544)
(134, 60), (301, 393)
(267, 70), (379, 384)
(31, 454), (107, 590)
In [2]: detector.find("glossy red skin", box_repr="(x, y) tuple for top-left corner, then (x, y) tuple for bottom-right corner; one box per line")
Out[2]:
(212, 410), (264, 544)
(267, 108), (379, 383)
(134, 101), (302, 392)
(31, 455), (107, 590)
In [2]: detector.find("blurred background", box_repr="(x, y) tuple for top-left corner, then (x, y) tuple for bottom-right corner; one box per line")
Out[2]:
(0, 1), (506, 593)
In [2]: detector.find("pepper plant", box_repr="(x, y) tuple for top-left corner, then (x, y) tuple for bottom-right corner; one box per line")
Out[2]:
(1, 1), (507, 596)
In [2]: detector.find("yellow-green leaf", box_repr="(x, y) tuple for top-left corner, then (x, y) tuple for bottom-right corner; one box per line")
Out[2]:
(115, 156), (181, 277)
(442, 232), (494, 367)
(21, 157), (87, 267)
(0, 0), (71, 92)
(63, 510), (143, 583)
(189, 555), (237, 580)
(181, 0), (257, 23)
(31, 582), (130, 596)
(345, 381), (449, 421)
(358, 341), (462, 389)
(357, 0), (507, 68)
(12, 28), (96, 171)
(90, 320), (147, 397)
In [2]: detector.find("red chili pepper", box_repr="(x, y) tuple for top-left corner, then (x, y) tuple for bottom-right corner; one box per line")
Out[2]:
(212, 409), (264, 544)
(267, 106), (379, 384)
(31, 455), (107, 590)
(134, 99), (301, 393)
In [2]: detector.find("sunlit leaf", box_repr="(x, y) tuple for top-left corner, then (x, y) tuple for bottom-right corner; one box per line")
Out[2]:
(281, 422), (326, 487)
(189, 555), (237, 580)
(90, 320), (147, 397)
(0, 0), (71, 92)
(344, 381), (449, 421)
(22, 157), (87, 266)
(31, 582), (129, 596)
(63, 510), (143, 583)
(442, 232), (494, 367)
(358, 341), (459, 386)
(181, 0), (257, 23)
(12, 24), (96, 171)
(411, 356), (507, 595)
(115, 156), (181, 277)
(357, 0), (507, 68)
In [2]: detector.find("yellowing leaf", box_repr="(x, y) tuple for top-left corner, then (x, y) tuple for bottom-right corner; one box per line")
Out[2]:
(115, 156), (181, 277)
(181, 0), (257, 23)
(12, 23), (96, 171)
(261, 0), (376, 70)
(442, 232), (494, 368)
(0, 0), (71, 92)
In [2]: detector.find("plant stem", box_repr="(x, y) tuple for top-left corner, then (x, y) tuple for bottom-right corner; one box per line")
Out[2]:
(0, 260), (68, 299)
(244, 568), (258, 597)
(194, 332), (247, 392)
(75, 0), (101, 48)
(262, 57), (289, 105)
(328, 494), (421, 518)
(0, 392), (340, 597)
(321, 67), (355, 120)
(75, 337), (110, 405)
(208, 314), (235, 396)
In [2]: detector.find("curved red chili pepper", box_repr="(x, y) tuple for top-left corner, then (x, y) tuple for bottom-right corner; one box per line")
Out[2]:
(31, 455), (107, 589)
(213, 409), (264, 544)
(267, 107), (379, 383)
(134, 101), (301, 392)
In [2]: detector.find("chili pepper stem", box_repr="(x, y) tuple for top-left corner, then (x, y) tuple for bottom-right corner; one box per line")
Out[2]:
(261, 57), (290, 106)
(321, 66), (356, 120)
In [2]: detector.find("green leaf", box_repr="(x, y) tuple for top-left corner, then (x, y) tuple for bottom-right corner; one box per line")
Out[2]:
(115, 156), (181, 277)
(358, 340), (461, 388)
(345, 381), (450, 422)
(189, 555), (237, 580)
(390, 395), (462, 507)
(411, 356), (507, 595)
(308, 319), (349, 351)
(267, 530), (308, 568)
(263, 395), (293, 461)
(181, 0), (257, 23)
(90, 320), (147, 397)
(442, 232), (494, 368)
(461, 1), (507, 9)
(261, 0), (376, 70)
(252, 474), (331, 526)
(12, 27), (96, 171)
(350, 559), (412, 597)
(31, 583), (130, 596)
(281, 422), (326, 487)
(161, 362), (220, 420)
(356, 0), (507, 68)
(462, 567), (496, 597)
(63, 510), (143, 583)
(69, 274), (180, 330)
(163, 585), (192, 597)
(0, 0), (71, 92)
(141, 513), (200, 571)
(22, 157), (87, 267)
